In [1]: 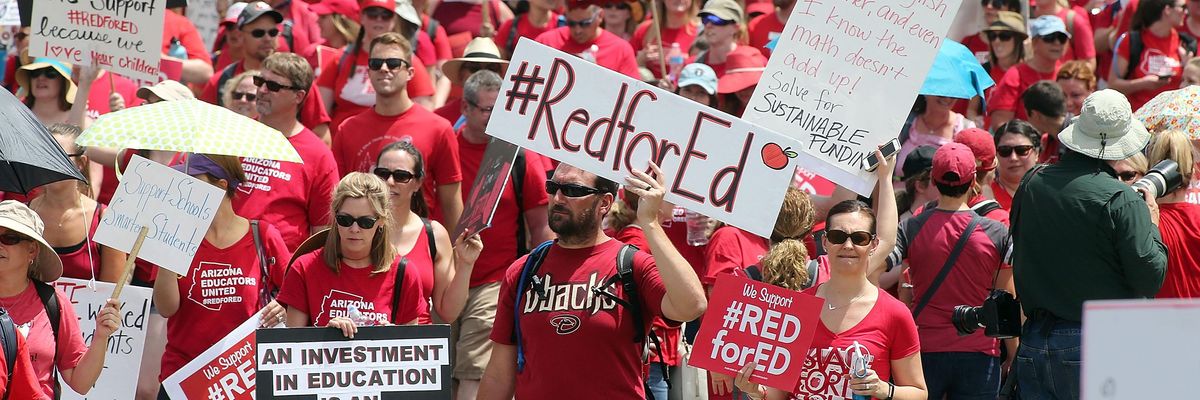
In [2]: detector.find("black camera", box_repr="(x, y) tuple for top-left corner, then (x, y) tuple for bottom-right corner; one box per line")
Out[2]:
(951, 290), (1022, 339)
(1133, 160), (1184, 199)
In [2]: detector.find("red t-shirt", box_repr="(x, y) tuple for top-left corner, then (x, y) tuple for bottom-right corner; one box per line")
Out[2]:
(987, 62), (1060, 120)
(747, 13), (786, 58)
(457, 138), (550, 287)
(613, 226), (682, 367)
(161, 10), (212, 64)
(702, 226), (768, 287)
(962, 33), (989, 59)
(491, 239), (668, 399)
(334, 106), (462, 221)
(232, 128), (339, 250)
(888, 210), (1011, 355)
(1039, 133), (1063, 164)
(280, 0), (325, 65)
(431, 0), (505, 37)
(1055, 7), (1097, 62)
(1116, 28), (1183, 111)
(495, 12), (562, 56)
(1156, 202), (1200, 298)
(535, 28), (641, 78)
(2, 283), (86, 398)
(277, 248), (429, 326)
(200, 62), (332, 131)
(434, 97), (463, 126)
(990, 180), (1014, 211)
(0, 333), (45, 400)
(316, 48), (436, 136)
(691, 46), (769, 79)
(85, 71), (143, 120)
(160, 224), (291, 380)
(789, 287), (920, 397)
(56, 205), (104, 280)
(422, 14), (454, 62)
(631, 20), (701, 79)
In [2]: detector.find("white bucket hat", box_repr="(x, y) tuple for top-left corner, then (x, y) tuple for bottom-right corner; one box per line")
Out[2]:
(1058, 89), (1151, 161)
(0, 200), (63, 282)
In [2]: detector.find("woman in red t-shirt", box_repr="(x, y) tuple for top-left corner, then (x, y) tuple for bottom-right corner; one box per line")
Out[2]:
(1108, 0), (1187, 111)
(373, 141), (481, 324)
(1056, 60), (1098, 115)
(989, 120), (1042, 210)
(1147, 130), (1200, 298)
(633, 0), (701, 79)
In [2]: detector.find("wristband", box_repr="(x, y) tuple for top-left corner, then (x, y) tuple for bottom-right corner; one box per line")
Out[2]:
(884, 381), (895, 400)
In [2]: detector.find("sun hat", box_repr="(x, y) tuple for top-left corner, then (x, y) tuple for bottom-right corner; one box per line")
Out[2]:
(311, 0), (362, 22)
(678, 63), (718, 95)
(443, 38), (509, 85)
(1029, 15), (1070, 39)
(393, 0), (423, 27)
(902, 145), (938, 179)
(0, 201), (63, 283)
(136, 80), (195, 102)
(717, 52), (765, 94)
(236, 1), (284, 29)
(16, 58), (76, 106)
(1057, 89), (1150, 161)
(699, 0), (744, 24)
(954, 128), (998, 172)
(932, 143), (977, 186)
(982, 11), (1027, 39)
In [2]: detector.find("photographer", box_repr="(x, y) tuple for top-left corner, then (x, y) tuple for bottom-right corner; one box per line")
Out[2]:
(1145, 130), (1200, 298)
(1011, 90), (1167, 398)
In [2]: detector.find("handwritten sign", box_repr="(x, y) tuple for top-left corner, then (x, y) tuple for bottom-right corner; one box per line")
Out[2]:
(0, 0), (19, 26)
(256, 325), (452, 399)
(28, 0), (166, 81)
(1082, 299), (1200, 399)
(94, 155), (223, 276)
(489, 39), (802, 237)
(691, 274), (824, 391)
(742, 0), (961, 194)
(162, 315), (266, 400)
(53, 278), (152, 400)
(453, 138), (520, 239)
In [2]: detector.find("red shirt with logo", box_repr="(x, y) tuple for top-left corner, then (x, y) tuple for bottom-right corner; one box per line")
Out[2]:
(748, 13), (786, 58)
(987, 62), (1060, 120)
(495, 12), (562, 56)
(232, 128), (339, 250)
(613, 226), (682, 367)
(316, 49), (437, 136)
(702, 226), (769, 287)
(277, 248), (429, 326)
(1116, 28), (1183, 110)
(491, 239), (667, 399)
(1, 284), (86, 398)
(535, 28), (641, 79)
(1156, 202), (1200, 298)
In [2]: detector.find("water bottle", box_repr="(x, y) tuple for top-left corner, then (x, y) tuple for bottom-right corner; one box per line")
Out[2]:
(684, 210), (709, 246)
(667, 42), (685, 83)
(167, 38), (187, 59)
(850, 341), (871, 400)
(580, 44), (599, 63)
(347, 305), (375, 327)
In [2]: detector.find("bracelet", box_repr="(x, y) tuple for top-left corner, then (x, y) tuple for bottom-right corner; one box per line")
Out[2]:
(884, 381), (895, 400)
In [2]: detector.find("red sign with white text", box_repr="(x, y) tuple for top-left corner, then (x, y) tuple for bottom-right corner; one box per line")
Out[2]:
(162, 316), (261, 400)
(691, 274), (824, 391)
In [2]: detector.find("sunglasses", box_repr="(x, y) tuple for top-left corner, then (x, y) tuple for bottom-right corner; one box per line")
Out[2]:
(231, 91), (256, 101)
(363, 7), (395, 20)
(27, 68), (59, 80)
(465, 98), (494, 113)
(825, 229), (875, 246)
(1038, 33), (1069, 44)
(335, 213), (380, 229)
(997, 145), (1035, 157)
(985, 31), (1015, 42)
(464, 63), (504, 74)
(0, 233), (29, 246)
(1117, 171), (1142, 182)
(252, 76), (302, 92)
(368, 57), (411, 71)
(545, 181), (604, 197)
(249, 28), (280, 38)
(604, 2), (631, 9)
(373, 167), (417, 183)
(564, 16), (597, 27)
(701, 14), (736, 26)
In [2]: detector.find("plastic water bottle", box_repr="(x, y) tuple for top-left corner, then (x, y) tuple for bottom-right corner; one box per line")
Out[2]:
(580, 44), (599, 63)
(667, 42), (685, 83)
(167, 38), (187, 59)
(347, 305), (375, 327)
(685, 210), (709, 246)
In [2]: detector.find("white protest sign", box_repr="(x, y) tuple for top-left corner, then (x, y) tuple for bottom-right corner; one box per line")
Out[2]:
(489, 39), (803, 237)
(187, 0), (220, 56)
(28, 0), (165, 81)
(0, 0), (19, 26)
(742, 0), (961, 194)
(162, 315), (266, 400)
(94, 155), (223, 276)
(53, 278), (152, 400)
(1082, 299), (1200, 399)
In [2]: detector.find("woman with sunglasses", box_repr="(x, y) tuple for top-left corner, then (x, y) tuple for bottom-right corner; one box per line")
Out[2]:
(220, 70), (260, 119)
(16, 58), (81, 125)
(1109, 0), (1188, 111)
(633, 0), (701, 79)
(373, 141), (482, 324)
(989, 120), (1042, 210)
(1145, 130), (1200, 298)
(960, 0), (1023, 55)
(602, 0), (642, 41)
(693, 0), (765, 79)
(967, 11), (1026, 124)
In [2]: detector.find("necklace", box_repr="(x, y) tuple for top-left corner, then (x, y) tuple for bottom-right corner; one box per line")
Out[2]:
(825, 291), (869, 310)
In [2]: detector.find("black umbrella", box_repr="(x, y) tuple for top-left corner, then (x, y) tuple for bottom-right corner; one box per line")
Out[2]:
(16, 0), (28, 27)
(0, 88), (87, 194)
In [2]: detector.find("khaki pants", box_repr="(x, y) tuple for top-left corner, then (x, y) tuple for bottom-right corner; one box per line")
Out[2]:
(450, 282), (501, 380)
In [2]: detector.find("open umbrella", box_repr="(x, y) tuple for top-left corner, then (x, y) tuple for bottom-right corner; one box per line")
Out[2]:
(920, 40), (996, 100)
(0, 87), (88, 194)
(78, 99), (303, 163)
(1133, 85), (1200, 139)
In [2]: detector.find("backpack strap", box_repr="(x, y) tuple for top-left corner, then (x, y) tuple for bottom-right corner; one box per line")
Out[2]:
(514, 240), (555, 372)
(590, 245), (645, 341)
(0, 308), (16, 400)
(744, 265), (763, 282)
(1124, 31), (1144, 79)
(971, 199), (1002, 218)
(215, 63), (240, 107)
(513, 150), (529, 255)
(391, 257), (410, 324)
(250, 220), (275, 307)
(33, 281), (60, 399)
(505, 15), (520, 55)
(911, 215), (983, 319)
(1065, 9), (1075, 39)
(281, 19), (295, 54)
(426, 18), (439, 44)
(422, 218), (437, 260)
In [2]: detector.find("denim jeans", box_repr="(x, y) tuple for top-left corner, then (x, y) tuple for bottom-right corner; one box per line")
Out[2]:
(647, 362), (669, 400)
(922, 351), (1001, 400)
(1015, 317), (1082, 400)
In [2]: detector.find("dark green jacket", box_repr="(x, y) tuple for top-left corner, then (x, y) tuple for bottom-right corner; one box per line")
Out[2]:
(1011, 151), (1167, 322)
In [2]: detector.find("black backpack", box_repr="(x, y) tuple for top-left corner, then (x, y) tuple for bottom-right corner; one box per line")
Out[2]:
(32, 282), (61, 399)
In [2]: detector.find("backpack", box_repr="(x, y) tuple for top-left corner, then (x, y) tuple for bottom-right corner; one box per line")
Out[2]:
(920, 199), (1002, 219)
(0, 308), (17, 400)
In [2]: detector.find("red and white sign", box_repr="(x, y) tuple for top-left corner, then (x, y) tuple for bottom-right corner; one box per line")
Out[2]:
(162, 315), (271, 400)
(28, 0), (166, 81)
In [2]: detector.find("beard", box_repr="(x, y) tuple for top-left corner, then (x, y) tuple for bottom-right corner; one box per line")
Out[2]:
(548, 201), (601, 243)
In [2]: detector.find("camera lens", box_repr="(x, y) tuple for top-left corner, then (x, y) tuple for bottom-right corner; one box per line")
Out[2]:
(1133, 160), (1183, 199)
(952, 305), (983, 336)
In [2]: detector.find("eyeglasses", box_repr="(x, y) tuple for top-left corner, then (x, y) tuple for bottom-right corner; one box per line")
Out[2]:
(27, 68), (58, 80)
(564, 16), (597, 27)
(368, 57), (411, 71)
(373, 167), (417, 183)
(1117, 171), (1142, 182)
(603, 2), (631, 9)
(465, 98), (494, 113)
(249, 28), (281, 38)
(231, 91), (256, 101)
(0, 233), (29, 246)
(701, 14), (736, 26)
(1038, 33), (1069, 44)
(13, 32), (27, 41)
(335, 213), (380, 229)
(985, 31), (1015, 42)
(252, 76), (303, 92)
(825, 229), (875, 246)
(997, 145), (1035, 157)
(363, 7), (396, 20)
(545, 181), (604, 197)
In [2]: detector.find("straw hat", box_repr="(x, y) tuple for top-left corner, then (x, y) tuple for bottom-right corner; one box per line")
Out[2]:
(16, 58), (77, 106)
(443, 38), (509, 85)
(1058, 89), (1151, 161)
(0, 201), (63, 282)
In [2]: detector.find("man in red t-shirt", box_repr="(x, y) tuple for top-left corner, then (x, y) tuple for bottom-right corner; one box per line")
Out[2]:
(535, 0), (641, 79)
(232, 53), (339, 251)
(335, 32), (465, 231)
(887, 143), (1015, 399)
(988, 15), (1067, 129)
(494, 0), (561, 57)
(747, 0), (794, 58)
(478, 163), (705, 400)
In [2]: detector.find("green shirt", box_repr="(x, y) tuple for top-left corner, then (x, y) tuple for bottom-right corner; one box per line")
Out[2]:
(1011, 151), (1167, 322)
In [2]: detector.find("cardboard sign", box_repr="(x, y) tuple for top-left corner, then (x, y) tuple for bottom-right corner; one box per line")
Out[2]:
(1082, 299), (1200, 399)
(691, 274), (824, 390)
(741, 0), (961, 194)
(53, 278), (152, 400)
(28, 0), (165, 81)
(94, 155), (223, 276)
(453, 138), (520, 239)
(257, 325), (452, 399)
(489, 39), (802, 237)
(162, 315), (265, 400)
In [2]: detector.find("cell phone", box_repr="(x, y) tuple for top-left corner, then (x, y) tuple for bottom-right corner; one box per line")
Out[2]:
(1158, 74), (1174, 81)
(863, 138), (901, 172)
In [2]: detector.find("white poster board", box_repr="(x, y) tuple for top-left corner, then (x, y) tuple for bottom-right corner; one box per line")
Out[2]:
(94, 155), (223, 276)
(1082, 299), (1200, 399)
(53, 278), (152, 400)
(488, 39), (803, 237)
(742, 0), (961, 194)
(28, 0), (166, 81)
(0, 0), (19, 26)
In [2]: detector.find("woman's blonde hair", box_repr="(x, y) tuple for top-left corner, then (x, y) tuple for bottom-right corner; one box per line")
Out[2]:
(607, 192), (639, 232)
(760, 188), (815, 291)
(329, 14), (361, 44)
(323, 173), (396, 274)
(220, 70), (260, 107)
(1122, 152), (1149, 176)
(1147, 130), (1196, 185)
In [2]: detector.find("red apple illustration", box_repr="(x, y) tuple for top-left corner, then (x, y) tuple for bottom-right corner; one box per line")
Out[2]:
(761, 143), (798, 170)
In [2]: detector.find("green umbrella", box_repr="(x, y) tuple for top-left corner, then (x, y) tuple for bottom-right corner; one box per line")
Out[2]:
(78, 99), (303, 163)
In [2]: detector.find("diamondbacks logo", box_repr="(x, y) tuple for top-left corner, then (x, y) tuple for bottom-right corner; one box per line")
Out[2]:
(521, 272), (618, 315)
(550, 314), (581, 335)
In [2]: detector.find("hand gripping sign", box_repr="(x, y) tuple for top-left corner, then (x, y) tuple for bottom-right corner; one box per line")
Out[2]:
(488, 39), (803, 237)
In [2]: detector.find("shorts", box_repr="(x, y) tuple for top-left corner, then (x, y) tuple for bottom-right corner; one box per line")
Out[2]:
(451, 281), (501, 380)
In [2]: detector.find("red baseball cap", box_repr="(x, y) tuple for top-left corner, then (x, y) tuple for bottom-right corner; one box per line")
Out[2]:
(360, 0), (396, 13)
(311, 0), (361, 22)
(953, 128), (997, 172)
(565, 0), (601, 10)
(716, 51), (765, 94)
(932, 143), (977, 186)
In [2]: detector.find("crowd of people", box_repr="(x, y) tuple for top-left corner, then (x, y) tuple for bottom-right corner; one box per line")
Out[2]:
(0, 0), (1196, 399)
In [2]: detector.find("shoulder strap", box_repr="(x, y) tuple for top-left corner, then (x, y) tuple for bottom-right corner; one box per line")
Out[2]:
(216, 64), (240, 107)
(912, 216), (983, 319)
(422, 218), (437, 260)
(250, 220), (274, 307)
(744, 265), (763, 282)
(391, 258), (409, 324)
(804, 259), (820, 289)
(1010, 164), (1049, 253)
(513, 151), (529, 255)
(282, 19), (295, 53)
(1065, 9), (1075, 37)
(614, 245), (644, 342)
(33, 281), (60, 399)
(0, 309), (16, 400)
(426, 18), (439, 41)
(1126, 31), (1144, 79)
(514, 240), (555, 372)
(971, 200), (1002, 217)
(506, 15), (520, 54)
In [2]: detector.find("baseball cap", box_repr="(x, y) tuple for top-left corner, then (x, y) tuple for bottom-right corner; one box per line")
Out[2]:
(223, 2), (250, 26)
(1029, 15), (1070, 39)
(932, 143), (977, 186)
(901, 145), (937, 179)
(237, 1), (284, 29)
(361, 0), (396, 12)
(953, 128), (997, 172)
(136, 80), (195, 102)
(677, 63), (717, 95)
(311, 0), (361, 22)
(699, 0), (744, 25)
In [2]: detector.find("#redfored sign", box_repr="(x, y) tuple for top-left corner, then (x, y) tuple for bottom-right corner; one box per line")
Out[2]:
(691, 274), (824, 390)
(162, 315), (265, 400)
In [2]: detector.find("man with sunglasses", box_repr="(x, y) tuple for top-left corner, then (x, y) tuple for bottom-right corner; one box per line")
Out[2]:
(887, 143), (1014, 400)
(988, 16), (1069, 130)
(535, 0), (640, 78)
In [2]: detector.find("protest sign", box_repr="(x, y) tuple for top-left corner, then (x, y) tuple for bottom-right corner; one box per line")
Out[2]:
(94, 155), (223, 276)
(28, 0), (165, 81)
(741, 0), (962, 194)
(453, 138), (520, 239)
(52, 278), (151, 400)
(162, 315), (268, 400)
(187, 0), (220, 53)
(1082, 299), (1200, 399)
(489, 39), (803, 237)
(0, 0), (18, 26)
(257, 325), (452, 399)
(691, 274), (824, 390)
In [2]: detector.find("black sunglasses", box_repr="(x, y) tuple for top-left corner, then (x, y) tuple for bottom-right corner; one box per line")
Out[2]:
(701, 14), (736, 26)
(249, 28), (280, 38)
(1117, 171), (1142, 182)
(825, 229), (875, 246)
(1038, 33), (1069, 44)
(231, 91), (257, 101)
(363, 7), (395, 20)
(0, 233), (29, 246)
(373, 167), (417, 183)
(997, 145), (1035, 157)
(27, 68), (59, 80)
(368, 57), (411, 71)
(985, 31), (1015, 42)
(335, 213), (380, 229)
(603, 2), (631, 9)
(546, 181), (604, 197)
(463, 62), (504, 74)
(252, 76), (302, 92)
(564, 16), (597, 27)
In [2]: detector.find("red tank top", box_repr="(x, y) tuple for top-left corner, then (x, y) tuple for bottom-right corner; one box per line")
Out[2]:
(401, 222), (436, 323)
(57, 204), (105, 280)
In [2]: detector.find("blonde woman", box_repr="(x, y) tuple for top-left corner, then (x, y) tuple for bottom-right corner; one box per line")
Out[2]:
(1145, 130), (1200, 298)
(220, 70), (260, 119)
